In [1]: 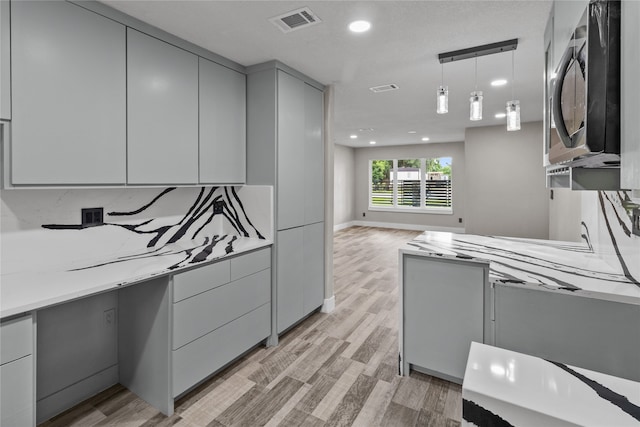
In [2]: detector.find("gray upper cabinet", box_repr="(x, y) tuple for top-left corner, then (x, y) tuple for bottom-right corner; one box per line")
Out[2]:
(199, 58), (246, 184)
(621, 0), (640, 190)
(10, 0), (126, 185)
(304, 84), (324, 225)
(127, 28), (198, 185)
(0, 0), (10, 121)
(277, 71), (306, 230)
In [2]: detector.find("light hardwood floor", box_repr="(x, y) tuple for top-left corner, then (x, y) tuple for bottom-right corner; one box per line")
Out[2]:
(40, 226), (462, 427)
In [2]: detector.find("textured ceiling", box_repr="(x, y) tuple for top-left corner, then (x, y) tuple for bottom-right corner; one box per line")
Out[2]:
(103, 0), (553, 147)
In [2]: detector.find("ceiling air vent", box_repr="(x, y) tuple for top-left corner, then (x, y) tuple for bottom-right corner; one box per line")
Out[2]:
(369, 84), (399, 93)
(269, 7), (321, 33)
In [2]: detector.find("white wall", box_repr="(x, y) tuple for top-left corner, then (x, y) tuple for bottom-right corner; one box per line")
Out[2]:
(464, 121), (549, 239)
(353, 141), (465, 231)
(334, 144), (355, 228)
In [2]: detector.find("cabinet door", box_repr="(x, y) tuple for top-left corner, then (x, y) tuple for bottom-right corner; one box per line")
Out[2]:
(0, 356), (34, 427)
(303, 222), (324, 315)
(199, 58), (246, 184)
(621, 0), (640, 190)
(0, 0), (9, 121)
(304, 84), (324, 224)
(277, 71), (305, 230)
(276, 227), (304, 333)
(11, 1), (126, 185)
(127, 28), (198, 185)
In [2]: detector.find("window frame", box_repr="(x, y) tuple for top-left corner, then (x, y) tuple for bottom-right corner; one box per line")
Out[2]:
(368, 157), (453, 214)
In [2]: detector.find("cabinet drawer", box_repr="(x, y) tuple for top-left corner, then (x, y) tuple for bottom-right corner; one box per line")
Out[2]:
(230, 247), (271, 281)
(173, 268), (270, 349)
(0, 355), (34, 427)
(1, 315), (33, 365)
(172, 303), (270, 397)
(172, 260), (230, 303)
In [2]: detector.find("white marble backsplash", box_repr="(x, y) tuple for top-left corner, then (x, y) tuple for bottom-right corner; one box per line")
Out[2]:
(0, 186), (273, 275)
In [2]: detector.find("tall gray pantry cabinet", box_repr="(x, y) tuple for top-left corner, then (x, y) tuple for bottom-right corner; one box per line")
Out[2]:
(247, 62), (325, 336)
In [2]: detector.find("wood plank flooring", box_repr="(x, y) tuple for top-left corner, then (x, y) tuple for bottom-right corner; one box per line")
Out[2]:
(40, 226), (462, 427)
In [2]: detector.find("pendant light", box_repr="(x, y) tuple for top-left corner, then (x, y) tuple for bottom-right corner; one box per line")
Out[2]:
(470, 57), (482, 121)
(437, 63), (448, 114)
(506, 50), (521, 131)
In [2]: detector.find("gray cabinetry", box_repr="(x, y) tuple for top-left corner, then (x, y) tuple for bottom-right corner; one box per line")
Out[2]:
(247, 62), (325, 337)
(171, 248), (271, 396)
(0, 315), (34, 427)
(621, 0), (640, 190)
(401, 255), (489, 383)
(0, 0), (9, 120)
(127, 28), (198, 185)
(199, 58), (246, 184)
(10, 0), (126, 185)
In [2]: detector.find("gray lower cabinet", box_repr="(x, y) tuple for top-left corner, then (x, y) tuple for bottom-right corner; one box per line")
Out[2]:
(199, 58), (246, 184)
(171, 248), (271, 396)
(621, 0), (640, 190)
(402, 255), (489, 383)
(0, 315), (34, 427)
(277, 223), (324, 333)
(493, 283), (640, 382)
(127, 28), (198, 185)
(0, 0), (10, 121)
(10, 0), (126, 185)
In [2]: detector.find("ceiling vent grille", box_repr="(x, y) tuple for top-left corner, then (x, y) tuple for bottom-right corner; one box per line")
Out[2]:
(369, 84), (399, 93)
(269, 7), (321, 33)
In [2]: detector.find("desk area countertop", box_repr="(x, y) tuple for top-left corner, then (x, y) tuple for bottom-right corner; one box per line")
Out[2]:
(0, 235), (271, 319)
(400, 230), (640, 300)
(462, 342), (640, 426)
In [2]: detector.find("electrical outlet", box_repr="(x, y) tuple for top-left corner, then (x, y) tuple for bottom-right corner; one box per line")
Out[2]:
(104, 308), (115, 328)
(213, 200), (225, 214)
(362, 212), (366, 217)
(458, 218), (463, 223)
(81, 207), (103, 228)
(633, 208), (640, 237)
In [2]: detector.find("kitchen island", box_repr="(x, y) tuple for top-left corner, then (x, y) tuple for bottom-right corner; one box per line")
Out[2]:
(399, 229), (640, 384)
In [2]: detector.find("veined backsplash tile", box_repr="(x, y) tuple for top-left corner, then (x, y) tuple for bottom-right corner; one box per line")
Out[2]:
(1, 186), (273, 275)
(582, 190), (639, 281)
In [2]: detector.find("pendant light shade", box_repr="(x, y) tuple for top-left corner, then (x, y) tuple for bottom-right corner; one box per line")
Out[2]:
(506, 50), (521, 131)
(436, 63), (448, 114)
(469, 57), (482, 121)
(506, 100), (520, 131)
(470, 91), (483, 121)
(437, 85), (448, 114)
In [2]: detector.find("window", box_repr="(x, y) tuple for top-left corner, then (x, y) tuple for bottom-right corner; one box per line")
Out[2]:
(369, 157), (452, 213)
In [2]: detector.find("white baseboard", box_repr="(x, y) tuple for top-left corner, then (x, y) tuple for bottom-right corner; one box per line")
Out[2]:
(321, 295), (335, 313)
(334, 221), (356, 232)
(351, 220), (465, 234)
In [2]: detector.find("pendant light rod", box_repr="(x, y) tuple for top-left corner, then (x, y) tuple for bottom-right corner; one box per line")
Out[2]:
(438, 38), (518, 63)
(511, 50), (515, 100)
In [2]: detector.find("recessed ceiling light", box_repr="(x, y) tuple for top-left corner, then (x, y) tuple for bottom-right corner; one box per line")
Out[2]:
(350, 134), (358, 139)
(495, 112), (506, 119)
(408, 131), (417, 134)
(491, 79), (508, 87)
(421, 137), (429, 142)
(349, 20), (371, 33)
(369, 141), (376, 145)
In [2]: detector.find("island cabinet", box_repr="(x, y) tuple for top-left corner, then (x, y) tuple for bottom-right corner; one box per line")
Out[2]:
(621, 0), (640, 190)
(127, 28), (199, 185)
(9, 0), (127, 185)
(246, 62), (325, 337)
(400, 255), (490, 383)
(0, 315), (34, 427)
(199, 58), (246, 184)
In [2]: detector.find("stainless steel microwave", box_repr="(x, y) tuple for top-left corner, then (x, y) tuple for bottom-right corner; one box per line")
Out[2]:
(544, 0), (621, 167)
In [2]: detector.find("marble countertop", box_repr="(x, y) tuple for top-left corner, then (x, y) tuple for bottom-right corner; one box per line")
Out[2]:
(400, 231), (640, 300)
(0, 236), (271, 319)
(462, 342), (640, 426)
